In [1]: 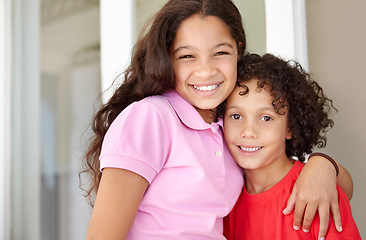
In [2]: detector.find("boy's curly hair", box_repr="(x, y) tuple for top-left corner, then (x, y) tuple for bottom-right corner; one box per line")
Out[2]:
(221, 53), (336, 162)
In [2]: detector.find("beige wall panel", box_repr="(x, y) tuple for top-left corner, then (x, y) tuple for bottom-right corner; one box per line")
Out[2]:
(234, 0), (266, 54)
(307, 1), (366, 238)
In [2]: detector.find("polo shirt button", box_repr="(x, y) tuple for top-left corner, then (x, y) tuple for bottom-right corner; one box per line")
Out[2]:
(215, 150), (222, 157)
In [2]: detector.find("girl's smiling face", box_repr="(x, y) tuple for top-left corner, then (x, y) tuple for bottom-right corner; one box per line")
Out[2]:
(224, 79), (292, 172)
(170, 14), (238, 123)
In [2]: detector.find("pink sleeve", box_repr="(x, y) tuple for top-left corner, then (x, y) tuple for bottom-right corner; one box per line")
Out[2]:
(99, 100), (170, 183)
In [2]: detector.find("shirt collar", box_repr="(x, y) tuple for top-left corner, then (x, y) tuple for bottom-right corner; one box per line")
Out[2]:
(164, 90), (223, 130)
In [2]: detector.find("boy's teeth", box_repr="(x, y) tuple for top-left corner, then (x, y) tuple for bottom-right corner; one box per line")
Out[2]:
(193, 83), (219, 91)
(239, 146), (262, 152)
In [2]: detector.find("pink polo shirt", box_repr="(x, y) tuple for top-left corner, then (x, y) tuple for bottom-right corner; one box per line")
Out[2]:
(100, 90), (243, 239)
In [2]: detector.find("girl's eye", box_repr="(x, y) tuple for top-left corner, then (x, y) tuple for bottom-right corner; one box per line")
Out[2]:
(215, 51), (229, 56)
(178, 55), (194, 59)
(230, 114), (242, 120)
(260, 116), (272, 121)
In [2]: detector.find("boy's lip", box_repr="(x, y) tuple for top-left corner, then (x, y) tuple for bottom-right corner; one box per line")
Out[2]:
(238, 145), (263, 153)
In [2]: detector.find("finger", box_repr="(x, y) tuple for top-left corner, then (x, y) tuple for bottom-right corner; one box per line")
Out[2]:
(317, 205), (330, 240)
(301, 204), (317, 233)
(293, 201), (306, 230)
(283, 186), (297, 215)
(330, 201), (342, 232)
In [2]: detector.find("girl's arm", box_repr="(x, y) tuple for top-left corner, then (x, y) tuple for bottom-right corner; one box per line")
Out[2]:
(86, 168), (149, 240)
(337, 163), (353, 199)
(282, 155), (353, 240)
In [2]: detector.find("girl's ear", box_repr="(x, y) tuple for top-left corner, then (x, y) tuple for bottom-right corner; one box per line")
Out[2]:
(237, 41), (244, 58)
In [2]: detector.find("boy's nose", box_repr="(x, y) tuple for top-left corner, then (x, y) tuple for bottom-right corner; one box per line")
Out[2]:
(240, 122), (258, 139)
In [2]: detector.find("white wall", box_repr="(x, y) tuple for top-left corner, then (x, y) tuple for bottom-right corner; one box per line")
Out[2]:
(0, 0), (11, 238)
(306, 1), (366, 238)
(100, 0), (134, 103)
(265, 0), (308, 70)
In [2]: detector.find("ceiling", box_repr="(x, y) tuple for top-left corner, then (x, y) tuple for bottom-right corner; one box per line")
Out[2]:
(41, 0), (100, 74)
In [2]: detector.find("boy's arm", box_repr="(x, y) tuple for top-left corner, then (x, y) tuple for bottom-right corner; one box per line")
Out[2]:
(282, 155), (353, 240)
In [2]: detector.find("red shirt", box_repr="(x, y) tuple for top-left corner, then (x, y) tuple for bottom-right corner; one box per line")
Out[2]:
(224, 161), (361, 239)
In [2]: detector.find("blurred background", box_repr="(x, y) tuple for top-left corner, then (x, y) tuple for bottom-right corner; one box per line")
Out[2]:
(0, 0), (365, 239)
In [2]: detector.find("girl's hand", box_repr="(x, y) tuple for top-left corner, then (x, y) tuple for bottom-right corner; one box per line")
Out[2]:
(282, 156), (343, 240)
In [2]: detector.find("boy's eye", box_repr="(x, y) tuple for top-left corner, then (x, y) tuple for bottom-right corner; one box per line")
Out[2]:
(178, 55), (194, 59)
(260, 116), (272, 121)
(230, 113), (242, 120)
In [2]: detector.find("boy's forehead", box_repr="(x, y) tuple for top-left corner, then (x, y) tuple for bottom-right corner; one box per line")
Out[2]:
(234, 79), (259, 93)
(228, 79), (276, 104)
(227, 80), (254, 102)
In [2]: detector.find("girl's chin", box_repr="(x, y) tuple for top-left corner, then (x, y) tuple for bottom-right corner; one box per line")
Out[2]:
(193, 99), (224, 111)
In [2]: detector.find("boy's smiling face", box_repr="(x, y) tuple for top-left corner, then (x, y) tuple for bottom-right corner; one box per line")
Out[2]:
(224, 79), (292, 171)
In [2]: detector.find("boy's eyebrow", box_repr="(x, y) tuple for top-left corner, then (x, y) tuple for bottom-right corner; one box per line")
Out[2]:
(225, 105), (242, 112)
(172, 42), (235, 54)
(226, 105), (237, 110)
(261, 107), (278, 113)
(226, 105), (278, 113)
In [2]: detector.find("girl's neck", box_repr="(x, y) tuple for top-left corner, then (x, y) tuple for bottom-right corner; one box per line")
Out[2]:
(196, 108), (216, 123)
(244, 156), (294, 194)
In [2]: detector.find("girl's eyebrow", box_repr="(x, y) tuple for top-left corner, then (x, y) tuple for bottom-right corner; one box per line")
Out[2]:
(216, 42), (235, 49)
(172, 45), (192, 54)
(172, 42), (235, 54)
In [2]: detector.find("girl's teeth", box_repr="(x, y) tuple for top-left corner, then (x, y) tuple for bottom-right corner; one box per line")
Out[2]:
(239, 146), (262, 152)
(193, 84), (219, 91)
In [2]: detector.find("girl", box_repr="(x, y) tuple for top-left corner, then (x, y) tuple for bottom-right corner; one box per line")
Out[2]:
(81, 0), (353, 239)
(223, 53), (361, 239)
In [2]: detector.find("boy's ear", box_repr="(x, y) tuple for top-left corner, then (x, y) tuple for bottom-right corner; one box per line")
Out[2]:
(286, 128), (292, 140)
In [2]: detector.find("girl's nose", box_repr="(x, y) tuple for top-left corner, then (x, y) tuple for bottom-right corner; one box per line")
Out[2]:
(194, 58), (216, 78)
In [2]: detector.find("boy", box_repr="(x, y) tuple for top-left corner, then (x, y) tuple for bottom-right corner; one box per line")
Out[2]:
(223, 53), (361, 240)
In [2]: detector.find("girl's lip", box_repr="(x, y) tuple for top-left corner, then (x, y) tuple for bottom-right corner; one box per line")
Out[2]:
(189, 82), (223, 96)
(192, 83), (220, 91)
(191, 81), (223, 89)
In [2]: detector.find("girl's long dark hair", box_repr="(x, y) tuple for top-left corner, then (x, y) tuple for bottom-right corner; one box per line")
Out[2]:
(80, 0), (246, 205)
